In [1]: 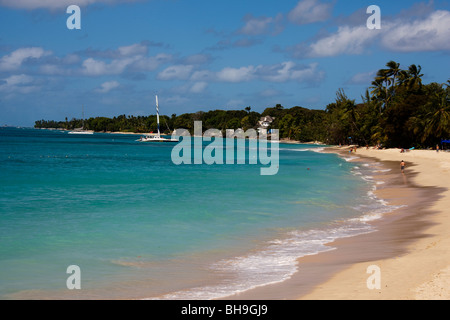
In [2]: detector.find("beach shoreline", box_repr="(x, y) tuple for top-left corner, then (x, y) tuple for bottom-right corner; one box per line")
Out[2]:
(223, 146), (450, 300)
(300, 147), (450, 300)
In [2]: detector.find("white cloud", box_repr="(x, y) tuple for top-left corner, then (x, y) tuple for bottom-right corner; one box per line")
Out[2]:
(96, 81), (120, 93)
(81, 58), (108, 76)
(81, 56), (138, 76)
(289, 9), (450, 58)
(288, 0), (333, 25)
(0, 47), (51, 71)
(191, 70), (215, 82)
(157, 65), (194, 80)
(256, 61), (323, 82)
(76, 42), (174, 76)
(238, 15), (275, 36)
(216, 66), (256, 82)
(39, 64), (68, 76)
(0, 74), (39, 94)
(127, 53), (173, 72)
(3, 74), (33, 85)
(348, 71), (376, 85)
(117, 43), (148, 57)
(0, 0), (138, 10)
(190, 61), (323, 84)
(209, 12), (283, 52)
(0, 43), (169, 78)
(170, 81), (209, 95)
(382, 10), (450, 52)
(189, 81), (208, 94)
(14, 42), (170, 77)
(61, 54), (81, 65)
(307, 25), (378, 57)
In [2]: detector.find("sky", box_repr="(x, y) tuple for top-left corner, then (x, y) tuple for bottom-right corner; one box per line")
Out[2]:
(0, 0), (449, 126)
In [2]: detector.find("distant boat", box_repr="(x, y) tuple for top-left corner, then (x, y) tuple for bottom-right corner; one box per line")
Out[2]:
(69, 105), (94, 135)
(68, 129), (94, 135)
(137, 95), (178, 143)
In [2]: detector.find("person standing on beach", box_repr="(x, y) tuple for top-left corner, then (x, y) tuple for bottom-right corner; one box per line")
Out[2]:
(401, 160), (406, 173)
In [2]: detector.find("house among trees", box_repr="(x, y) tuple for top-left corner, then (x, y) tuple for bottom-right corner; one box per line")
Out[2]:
(258, 116), (275, 133)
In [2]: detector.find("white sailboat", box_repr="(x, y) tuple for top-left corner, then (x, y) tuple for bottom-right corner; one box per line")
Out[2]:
(138, 95), (178, 143)
(68, 129), (94, 135)
(68, 105), (94, 135)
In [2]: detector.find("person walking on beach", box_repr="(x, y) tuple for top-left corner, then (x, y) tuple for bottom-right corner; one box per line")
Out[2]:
(401, 160), (406, 174)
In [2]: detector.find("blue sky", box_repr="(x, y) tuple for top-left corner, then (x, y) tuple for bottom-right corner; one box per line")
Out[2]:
(0, 0), (449, 126)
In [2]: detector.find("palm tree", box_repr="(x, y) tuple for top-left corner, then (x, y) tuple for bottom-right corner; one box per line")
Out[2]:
(386, 60), (401, 90)
(375, 68), (392, 92)
(371, 71), (391, 110)
(336, 89), (365, 144)
(370, 78), (384, 96)
(370, 124), (386, 146)
(423, 89), (450, 142)
(406, 64), (423, 91)
(362, 88), (383, 115)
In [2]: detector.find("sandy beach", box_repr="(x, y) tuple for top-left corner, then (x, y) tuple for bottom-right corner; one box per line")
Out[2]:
(225, 146), (450, 300)
(300, 147), (450, 300)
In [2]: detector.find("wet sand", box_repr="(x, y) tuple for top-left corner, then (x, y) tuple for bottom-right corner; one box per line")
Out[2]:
(223, 147), (450, 300)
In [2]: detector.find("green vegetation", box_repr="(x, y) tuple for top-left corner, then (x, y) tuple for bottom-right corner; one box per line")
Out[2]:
(35, 61), (449, 148)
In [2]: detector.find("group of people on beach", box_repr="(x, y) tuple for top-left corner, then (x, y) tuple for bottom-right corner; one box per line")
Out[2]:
(346, 144), (407, 174)
(339, 142), (449, 175)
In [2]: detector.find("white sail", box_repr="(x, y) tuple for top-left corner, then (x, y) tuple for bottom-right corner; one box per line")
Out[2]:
(156, 95), (161, 136)
(137, 95), (178, 143)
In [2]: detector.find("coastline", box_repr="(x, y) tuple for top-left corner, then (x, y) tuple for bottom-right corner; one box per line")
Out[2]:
(224, 146), (450, 300)
(7, 128), (450, 299)
(305, 147), (450, 300)
(300, 147), (450, 299)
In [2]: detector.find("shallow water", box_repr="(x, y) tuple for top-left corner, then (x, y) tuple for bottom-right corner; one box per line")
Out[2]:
(0, 128), (399, 299)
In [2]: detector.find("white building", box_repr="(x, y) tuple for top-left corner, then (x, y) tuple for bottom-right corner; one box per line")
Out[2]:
(258, 116), (274, 134)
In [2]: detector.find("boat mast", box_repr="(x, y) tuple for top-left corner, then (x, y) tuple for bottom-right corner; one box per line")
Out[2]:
(82, 105), (85, 129)
(156, 95), (161, 136)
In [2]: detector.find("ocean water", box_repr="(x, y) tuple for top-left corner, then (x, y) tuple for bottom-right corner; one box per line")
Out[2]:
(0, 127), (398, 299)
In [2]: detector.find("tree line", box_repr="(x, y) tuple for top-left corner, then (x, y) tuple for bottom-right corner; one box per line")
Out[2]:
(35, 60), (449, 148)
(325, 61), (449, 148)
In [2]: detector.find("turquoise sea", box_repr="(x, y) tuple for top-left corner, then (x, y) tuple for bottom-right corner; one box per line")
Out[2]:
(0, 127), (396, 299)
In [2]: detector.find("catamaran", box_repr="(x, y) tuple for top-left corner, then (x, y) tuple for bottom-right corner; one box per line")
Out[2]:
(138, 95), (178, 143)
(68, 128), (94, 135)
(68, 105), (94, 135)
